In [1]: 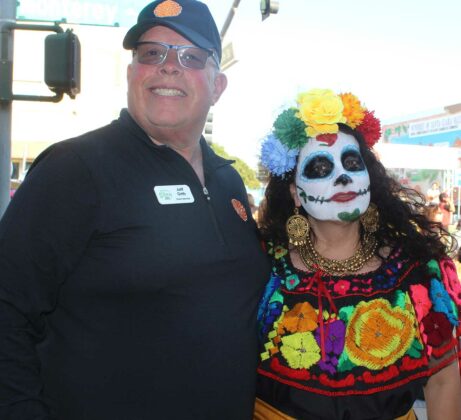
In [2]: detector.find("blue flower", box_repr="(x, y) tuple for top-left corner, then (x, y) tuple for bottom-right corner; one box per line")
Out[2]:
(430, 278), (458, 326)
(261, 134), (299, 176)
(257, 273), (282, 322)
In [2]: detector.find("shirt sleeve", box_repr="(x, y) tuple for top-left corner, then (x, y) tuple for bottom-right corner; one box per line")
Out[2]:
(0, 143), (100, 418)
(411, 258), (461, 374)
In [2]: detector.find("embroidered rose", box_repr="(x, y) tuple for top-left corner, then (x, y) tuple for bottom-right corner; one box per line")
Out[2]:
(280, 332), (321, 369)
(421, 311), (453, 347)
(439, 257), (461, 305)
(410, 284), (432, 322)
(345, 299), (415, 370)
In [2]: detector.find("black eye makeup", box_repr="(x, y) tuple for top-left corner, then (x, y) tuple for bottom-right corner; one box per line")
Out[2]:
(302, 153), (334, 179)
(341, 148), (365, 172)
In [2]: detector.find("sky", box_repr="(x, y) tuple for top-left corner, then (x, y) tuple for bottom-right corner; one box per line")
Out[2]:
(198, 0), (461, 167)
(12, 0), (461, 170)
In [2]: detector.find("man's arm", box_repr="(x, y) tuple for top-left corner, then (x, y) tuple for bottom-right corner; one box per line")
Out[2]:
(0, 143), (99, 418)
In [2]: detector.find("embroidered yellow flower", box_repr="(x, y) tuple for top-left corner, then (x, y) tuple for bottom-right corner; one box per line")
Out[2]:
(296, 89), (346, 137)
(278, 302), (318, 334)
(340, 93), (365, 129)
(345, 299), (415, 370)
(280, 332), (321, 369)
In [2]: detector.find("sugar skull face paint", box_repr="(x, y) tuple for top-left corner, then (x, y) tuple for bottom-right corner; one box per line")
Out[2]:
(295, 132), (370, 222)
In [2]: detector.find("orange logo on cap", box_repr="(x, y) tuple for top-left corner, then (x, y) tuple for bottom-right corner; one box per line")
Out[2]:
(154, 0), (182, 17)
(231, 199), (248, 222)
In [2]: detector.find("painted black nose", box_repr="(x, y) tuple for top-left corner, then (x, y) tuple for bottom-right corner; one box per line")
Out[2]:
(334, 174), (353, 186)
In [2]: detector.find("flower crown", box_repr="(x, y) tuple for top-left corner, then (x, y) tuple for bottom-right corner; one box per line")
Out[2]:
(261, 88), (382, 176)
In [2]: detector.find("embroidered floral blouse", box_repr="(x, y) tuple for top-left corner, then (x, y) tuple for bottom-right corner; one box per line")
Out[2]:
(256, 243), (461, 420)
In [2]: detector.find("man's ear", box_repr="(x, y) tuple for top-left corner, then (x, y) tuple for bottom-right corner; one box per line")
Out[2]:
(289, 183), (302, 207)
(211, 72), (228, 105)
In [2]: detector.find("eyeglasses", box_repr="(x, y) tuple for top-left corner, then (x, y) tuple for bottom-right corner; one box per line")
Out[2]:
(134, 41), (219, 70)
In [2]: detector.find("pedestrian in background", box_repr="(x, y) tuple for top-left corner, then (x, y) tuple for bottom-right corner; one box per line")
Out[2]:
(426, 181), (441, 204)
(439, 192), (455, 230)
(0, 1), (270, 418)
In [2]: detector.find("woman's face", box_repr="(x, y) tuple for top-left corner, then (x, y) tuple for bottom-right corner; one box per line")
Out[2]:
(293, 132), (370, 222)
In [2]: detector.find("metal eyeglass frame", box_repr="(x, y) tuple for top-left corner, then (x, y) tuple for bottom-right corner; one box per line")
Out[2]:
(133, 41), (220, 70)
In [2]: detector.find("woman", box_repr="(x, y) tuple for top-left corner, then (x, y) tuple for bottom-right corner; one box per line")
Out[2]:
(255, 89), (461, 420)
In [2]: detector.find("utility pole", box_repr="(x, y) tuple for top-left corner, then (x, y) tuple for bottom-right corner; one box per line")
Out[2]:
(220, 0), (241, 41)
(0, 0), (15, 218)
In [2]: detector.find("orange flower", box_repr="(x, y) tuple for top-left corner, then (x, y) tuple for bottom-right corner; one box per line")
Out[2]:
(345, 299), (415, 370)
(279, 302), (318, 334)
(340, 93), (365, 129)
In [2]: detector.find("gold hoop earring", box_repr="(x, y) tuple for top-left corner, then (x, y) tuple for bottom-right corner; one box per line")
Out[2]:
(286, 207), (310, 246)
(360, 203), (379, 233)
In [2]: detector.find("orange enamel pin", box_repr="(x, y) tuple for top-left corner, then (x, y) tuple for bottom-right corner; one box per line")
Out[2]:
(154, 0), (183, 17)
(232, 199), (248, 222)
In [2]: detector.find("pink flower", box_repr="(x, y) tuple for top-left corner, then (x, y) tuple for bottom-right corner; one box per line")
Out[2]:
(333, 279), (351, 295)
(410, 284), (432, 322)
(439, 257), (461, 305)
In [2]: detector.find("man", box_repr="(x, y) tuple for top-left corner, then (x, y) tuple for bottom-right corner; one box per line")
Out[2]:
(426, 181), (441, 204)
(438, 192), (455, 229)
(0, 1), (270, 419)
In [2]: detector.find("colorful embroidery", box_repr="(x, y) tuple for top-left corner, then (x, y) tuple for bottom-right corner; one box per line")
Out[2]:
(278, 302), (318, 334)
(345, 299), (415, 370)
(314, 319), (346, 374)
(430, 279), (458, 325)
(280, 332), (321, 369)
(422, 311), (453, 347)
(258, 244), (461, 396)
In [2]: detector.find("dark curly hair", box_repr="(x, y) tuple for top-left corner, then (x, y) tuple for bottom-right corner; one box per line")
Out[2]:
(259, 123), (455, 262)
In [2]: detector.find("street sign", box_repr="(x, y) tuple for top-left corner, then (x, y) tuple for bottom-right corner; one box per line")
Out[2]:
(16, 0), (147, 27)
(221, 42), (238, 72)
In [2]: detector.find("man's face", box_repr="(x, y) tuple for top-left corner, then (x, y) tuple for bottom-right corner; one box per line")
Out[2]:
(294, 132), (370, 222)
(127, 26), (227, 139)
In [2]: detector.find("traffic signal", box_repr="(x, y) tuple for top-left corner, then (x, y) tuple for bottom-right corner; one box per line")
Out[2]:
(260, 0), (279, 21)
(44, 29), (81, 99)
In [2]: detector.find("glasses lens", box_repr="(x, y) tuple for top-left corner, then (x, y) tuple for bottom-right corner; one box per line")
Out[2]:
(178, 47), (210, 69)
(136, 43), (167, 65)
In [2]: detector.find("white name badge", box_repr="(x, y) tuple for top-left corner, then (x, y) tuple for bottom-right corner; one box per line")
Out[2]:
(154, 185), (195, 205)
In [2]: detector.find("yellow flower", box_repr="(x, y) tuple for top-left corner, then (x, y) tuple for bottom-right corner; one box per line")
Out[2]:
(296, 89), (346, 137)
(345, 299), (415, 370)
(280, 332), (321, 369)
(340, 93), (365, 129)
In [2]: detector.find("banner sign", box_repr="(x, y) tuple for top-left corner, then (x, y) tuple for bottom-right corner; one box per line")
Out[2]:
(409, 114), (461, 138)
(16, 0), (147, 27)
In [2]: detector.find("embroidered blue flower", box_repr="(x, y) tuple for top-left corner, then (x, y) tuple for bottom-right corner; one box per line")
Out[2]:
(430, 278), (458, 326)
(258, 273), (282, 323)
(261, 134), (299, 177)
(374, 261), (399, 289)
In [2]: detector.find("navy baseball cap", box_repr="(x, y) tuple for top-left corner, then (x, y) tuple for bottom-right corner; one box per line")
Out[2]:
(123, 0), (222, 62)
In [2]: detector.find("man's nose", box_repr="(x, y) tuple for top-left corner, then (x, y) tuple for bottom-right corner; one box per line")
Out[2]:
(334, 174), (353, 186)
